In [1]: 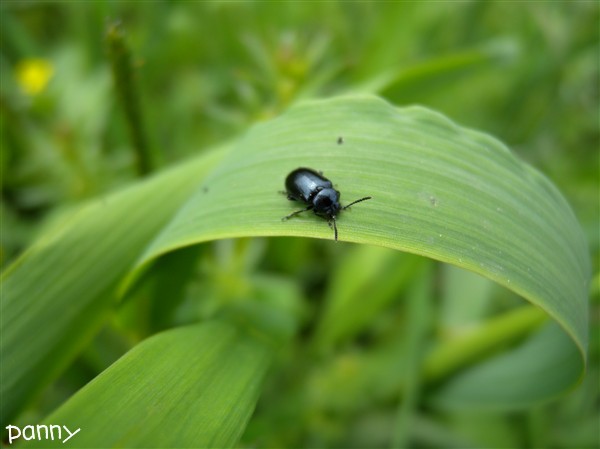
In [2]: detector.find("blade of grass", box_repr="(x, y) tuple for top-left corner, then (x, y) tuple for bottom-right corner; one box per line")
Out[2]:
(3, 94), (590, 419)
(19, 321), (271, 448)
(423, 305), (548, 383)
(430, 320), (584, 410)
(313, 246), (422, 351)
(106, 20), (154, 175)
(1, 146), (226, 425)
(353, 41), (517, 102)
(131, 95), (589, 405)
(392, 264), (433, 448)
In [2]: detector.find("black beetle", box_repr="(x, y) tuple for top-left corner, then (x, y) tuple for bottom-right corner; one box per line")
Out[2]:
(282, 167), (372, 241)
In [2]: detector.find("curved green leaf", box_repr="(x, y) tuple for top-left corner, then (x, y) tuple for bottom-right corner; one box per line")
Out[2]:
(2, 94), (589, 423)
(19, 321), (271, 448)
(0, 147), (226, 425)
(134, 95), (589, 401)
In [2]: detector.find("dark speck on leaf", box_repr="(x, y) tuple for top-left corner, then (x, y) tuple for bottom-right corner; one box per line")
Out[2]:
(337, 136), (344, 145)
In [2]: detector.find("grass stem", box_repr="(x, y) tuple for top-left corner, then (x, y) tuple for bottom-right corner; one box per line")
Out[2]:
(106, 20), (153, 176)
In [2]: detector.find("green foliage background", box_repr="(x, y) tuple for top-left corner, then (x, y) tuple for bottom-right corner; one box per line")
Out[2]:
(1, 2), (598, 448)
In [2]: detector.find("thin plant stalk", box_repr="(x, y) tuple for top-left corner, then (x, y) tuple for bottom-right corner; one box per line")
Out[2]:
(106, 20), (153, 176)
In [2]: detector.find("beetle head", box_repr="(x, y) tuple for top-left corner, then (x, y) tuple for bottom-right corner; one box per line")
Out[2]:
(313, 188), (341, 218)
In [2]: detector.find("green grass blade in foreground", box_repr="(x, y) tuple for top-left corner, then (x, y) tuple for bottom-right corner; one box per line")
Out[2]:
(0, 147), (226, 426)
(19, 321), (271, 448)
(135, 95), (589, 402)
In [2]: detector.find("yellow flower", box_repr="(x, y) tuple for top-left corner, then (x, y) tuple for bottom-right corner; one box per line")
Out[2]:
(15, 58), (54, 95)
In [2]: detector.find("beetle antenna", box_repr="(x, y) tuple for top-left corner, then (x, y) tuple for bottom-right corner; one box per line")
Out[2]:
(343, 196), (372, 210)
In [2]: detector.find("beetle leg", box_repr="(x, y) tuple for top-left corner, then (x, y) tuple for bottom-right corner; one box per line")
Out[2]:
(329, 217), (338, 241)
(278, 190), (296, 200)
(282, 205), (313, 221)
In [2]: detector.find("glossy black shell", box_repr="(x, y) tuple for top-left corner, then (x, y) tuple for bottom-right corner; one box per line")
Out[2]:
(285, 168), (341, 218)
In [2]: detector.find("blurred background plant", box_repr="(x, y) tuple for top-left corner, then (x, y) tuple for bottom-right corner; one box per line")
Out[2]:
(1, 2), (598, 448)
